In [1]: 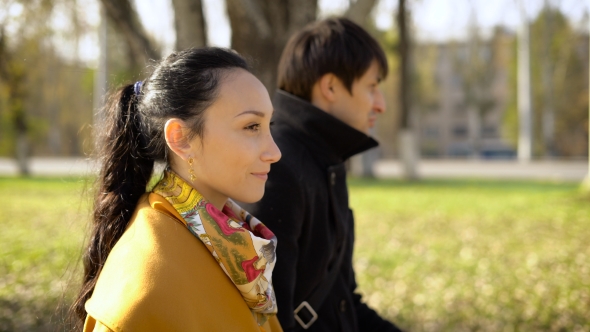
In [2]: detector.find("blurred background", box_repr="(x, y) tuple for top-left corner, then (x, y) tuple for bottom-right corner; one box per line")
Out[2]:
(0, 0), (588, 178)
(0, 0), (589, 331)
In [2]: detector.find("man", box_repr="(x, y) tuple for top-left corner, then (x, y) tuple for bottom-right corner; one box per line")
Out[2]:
(245, 18), (403, 332)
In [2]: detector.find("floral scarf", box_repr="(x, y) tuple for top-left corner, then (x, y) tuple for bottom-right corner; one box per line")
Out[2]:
(152, 170), (278, 326)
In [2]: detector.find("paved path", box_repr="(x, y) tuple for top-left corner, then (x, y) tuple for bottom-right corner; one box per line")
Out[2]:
(0, 157), (588, 182)
(0, 157), (98, 176)
(374, 159), (588, 182)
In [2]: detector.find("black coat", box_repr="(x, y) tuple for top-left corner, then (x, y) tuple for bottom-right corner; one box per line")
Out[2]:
(245, 91), (402, 332)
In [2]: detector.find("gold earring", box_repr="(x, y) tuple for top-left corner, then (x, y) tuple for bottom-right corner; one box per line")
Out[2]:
(188, 157), (196, 182)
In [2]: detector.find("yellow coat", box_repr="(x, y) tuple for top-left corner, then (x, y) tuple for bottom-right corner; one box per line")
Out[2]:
(84, 193), (283, 332)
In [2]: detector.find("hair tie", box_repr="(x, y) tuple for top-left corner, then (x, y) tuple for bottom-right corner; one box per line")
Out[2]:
(133, 81), (143, 96)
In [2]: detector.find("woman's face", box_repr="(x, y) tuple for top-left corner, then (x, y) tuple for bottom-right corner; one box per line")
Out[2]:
(183, 69), (281, 209)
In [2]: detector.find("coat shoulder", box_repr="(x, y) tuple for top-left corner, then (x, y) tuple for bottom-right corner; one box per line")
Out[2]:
(84, 194), (262, 332)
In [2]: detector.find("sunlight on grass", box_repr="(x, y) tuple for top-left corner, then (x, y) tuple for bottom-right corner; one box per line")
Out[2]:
(1, 177), (589, 331)
(349, 179), (590, 331)
(0, 177), (91, 331)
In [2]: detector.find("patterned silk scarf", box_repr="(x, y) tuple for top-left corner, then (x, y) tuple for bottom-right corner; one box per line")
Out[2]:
(152, 170), (278, 326)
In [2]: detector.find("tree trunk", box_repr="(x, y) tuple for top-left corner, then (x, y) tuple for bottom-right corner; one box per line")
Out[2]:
(345, 0), (378, 27)
(0, 29), (30, 176)
(398, 0), (410, 130)
(468, 106), (481, 158)
(226, 0), (317, 92)
(172, 0), (207, 50)
(94, 6), (108, 127)
(346, 0), (381, 178)
(15, 112), (30, 176)
(397, 0), (418, 179)
(99, 0), (160, 69)
(517, 0), (532, 162)
(583, 13), (590, 192)
(541, 1), (554, 158)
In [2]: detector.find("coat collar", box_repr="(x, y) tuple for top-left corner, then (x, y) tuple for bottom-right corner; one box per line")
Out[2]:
(272, 90), (378, 164)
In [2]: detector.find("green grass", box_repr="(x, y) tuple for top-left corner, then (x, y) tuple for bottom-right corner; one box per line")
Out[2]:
(1, 177), (589, 331)
(349, 178), (590, 331)
(0, 177), (90, 332)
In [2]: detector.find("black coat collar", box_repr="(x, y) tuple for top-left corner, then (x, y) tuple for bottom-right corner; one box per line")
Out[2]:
(272, 90), (378, 164)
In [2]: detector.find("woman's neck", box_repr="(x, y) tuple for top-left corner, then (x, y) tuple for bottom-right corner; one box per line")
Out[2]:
(168, 167), (227, 211)
(197, 188), (227, 211)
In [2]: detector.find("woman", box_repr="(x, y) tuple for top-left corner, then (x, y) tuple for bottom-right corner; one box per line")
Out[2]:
(71, 48), (282, 331)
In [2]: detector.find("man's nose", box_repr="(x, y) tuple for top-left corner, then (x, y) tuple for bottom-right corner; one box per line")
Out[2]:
(373, 88), (386, 114)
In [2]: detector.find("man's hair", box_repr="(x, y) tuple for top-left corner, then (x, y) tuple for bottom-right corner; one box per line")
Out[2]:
(277, 17), (388, 101)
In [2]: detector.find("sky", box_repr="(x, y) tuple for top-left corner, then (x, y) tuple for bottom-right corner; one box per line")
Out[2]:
(406, 0), (588, 41)
(4, 0), (585, 66)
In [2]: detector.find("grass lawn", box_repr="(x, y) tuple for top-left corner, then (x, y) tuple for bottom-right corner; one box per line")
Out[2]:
(349, 178), (590, 332)
(0, 177), (90, 331)
(0, 176), (588, 331)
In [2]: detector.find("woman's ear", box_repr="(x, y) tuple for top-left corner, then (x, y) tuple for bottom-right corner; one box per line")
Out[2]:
(164, 118), (193, 161)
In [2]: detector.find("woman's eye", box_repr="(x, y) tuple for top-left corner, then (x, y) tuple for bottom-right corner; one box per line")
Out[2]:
(245, 123), (261, 132)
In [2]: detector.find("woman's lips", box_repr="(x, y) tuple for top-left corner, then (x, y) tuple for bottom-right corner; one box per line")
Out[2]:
(251, 172), (269, 180)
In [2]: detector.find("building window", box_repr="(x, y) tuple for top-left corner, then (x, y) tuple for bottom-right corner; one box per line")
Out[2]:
(453, 125), (468, 138)
(423, 127), (440, 138)
(482, 126), (497, 138)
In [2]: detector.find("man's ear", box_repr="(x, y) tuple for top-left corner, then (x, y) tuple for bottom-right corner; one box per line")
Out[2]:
(164, 118), (193, 161)
(311, 73), (340, 112)
(317, 73), (337, 102)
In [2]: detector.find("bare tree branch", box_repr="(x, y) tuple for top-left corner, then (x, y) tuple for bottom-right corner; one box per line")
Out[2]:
(99, 0), (159, 68)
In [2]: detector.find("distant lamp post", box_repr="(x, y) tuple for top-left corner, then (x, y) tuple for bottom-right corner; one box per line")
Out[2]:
(517, 0), (532, 163)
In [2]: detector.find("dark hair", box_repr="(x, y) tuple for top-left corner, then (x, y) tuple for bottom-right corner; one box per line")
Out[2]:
(277, 17), (388, 101)
(71, 47), (249, 324)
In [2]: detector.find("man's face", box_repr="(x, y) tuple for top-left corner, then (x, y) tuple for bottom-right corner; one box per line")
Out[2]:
(330, 60), (385, 134)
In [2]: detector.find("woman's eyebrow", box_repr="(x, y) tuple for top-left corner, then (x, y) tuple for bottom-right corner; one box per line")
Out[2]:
(235, 110), (265, 118)
(234, 109), (275, 118)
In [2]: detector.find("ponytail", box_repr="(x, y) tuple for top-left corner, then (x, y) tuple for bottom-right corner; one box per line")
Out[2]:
(71, 84), (154, 322)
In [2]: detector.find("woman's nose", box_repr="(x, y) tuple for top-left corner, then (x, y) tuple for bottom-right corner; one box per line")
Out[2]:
(262, 134), (281, 163)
